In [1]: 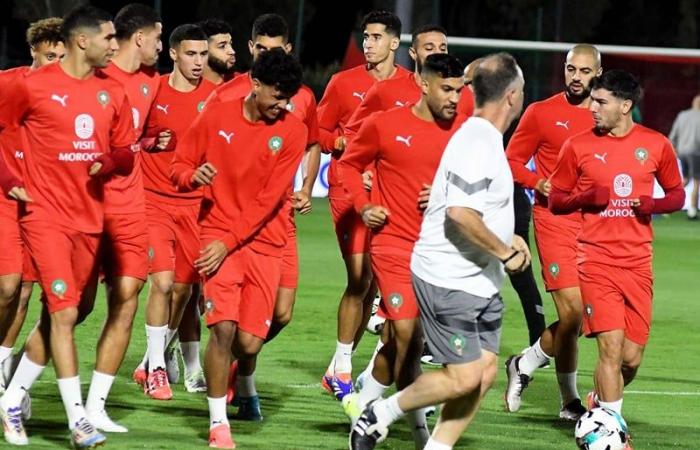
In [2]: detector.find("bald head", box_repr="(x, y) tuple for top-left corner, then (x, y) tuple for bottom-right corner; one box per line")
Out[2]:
(566, 44), (601, 68)
(472, 52), (523, 108)
(463, 57), (483, 86)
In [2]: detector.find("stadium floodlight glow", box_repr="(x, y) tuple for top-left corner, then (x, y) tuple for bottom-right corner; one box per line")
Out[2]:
(399, 34), (700, 61)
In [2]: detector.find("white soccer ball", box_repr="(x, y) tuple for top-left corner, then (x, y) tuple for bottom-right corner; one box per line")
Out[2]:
(365, 294), (385, 335)
(574, 407), (629, 450)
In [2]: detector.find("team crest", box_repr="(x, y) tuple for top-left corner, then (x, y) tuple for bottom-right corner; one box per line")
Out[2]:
(450, 334), (466, 356)
(148, 247), (155, 260)
(204, 298), (215, 313)
(140, 83), (150, 97)
(388, 293), (403, 309)
(549, 263), (560, 279)
(97, 90), (110, 107)
(197, 101), (205, 112)
(51, 279), (67, 297)
(634, 147), (648, 164)
(585, 304), (593, 317)
(268, 136), (283, 154)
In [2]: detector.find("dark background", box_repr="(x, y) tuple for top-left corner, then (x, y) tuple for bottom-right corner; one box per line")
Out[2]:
(2, 0), (700, 132)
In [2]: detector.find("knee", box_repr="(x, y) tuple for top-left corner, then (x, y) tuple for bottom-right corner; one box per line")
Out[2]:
(446, 368), (482, 399)
(481, 360), (498, 392)
(210, 322), (236, 347)
(151, 277), (174, 297)
(274, 308), (293, 328)
(51, 308), (78, 329)
(235, 333), (264, 359)
(0, 280), (20, 304)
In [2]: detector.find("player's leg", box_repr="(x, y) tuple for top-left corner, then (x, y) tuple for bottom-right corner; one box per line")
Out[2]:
(593, 329), (625, 413)
(0, 281), (33, 387)
(0, 275), (21, 363)
(0, 207), (25, 375)
(178, 286), (206, 393)
(164, 281), (192, 384)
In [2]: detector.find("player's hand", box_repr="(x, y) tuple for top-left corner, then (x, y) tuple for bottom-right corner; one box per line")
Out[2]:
(195, 240), (227, 275)
(7, 186), (32, 203)
(362, 170), (374, 191)
(502, 249), (528, 274)
(361, 204), (389, 228)
(156, 129), (174, 151)
(510, 235), (532, 269)
(581, 186), (610, 212)
(631, 195), (654, 217)
(192, 162), (217, 186)
(535, 178), (552, 197)
(334, 136), (346, 152)
(88, 162), (104, 177)
(293, 190), (312, 214)
(418, 183), (431, 210)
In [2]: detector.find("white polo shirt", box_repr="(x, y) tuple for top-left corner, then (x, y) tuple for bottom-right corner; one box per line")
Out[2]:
(411, 116), (514, 298)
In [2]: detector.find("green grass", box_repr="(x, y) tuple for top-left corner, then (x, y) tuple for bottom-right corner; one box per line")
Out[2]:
(14, 202), (700, 449)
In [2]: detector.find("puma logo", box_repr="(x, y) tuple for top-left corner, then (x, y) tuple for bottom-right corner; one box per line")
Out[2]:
(594, 152), (607, 164)
(555, 120), (570, 130)
(395, 135), (412, 147)
(395, 100), (406, 107)
(156, 104), (169, 114)
(352, 91), (365, 102)
(51, 94), (68, 107)
(218, 130), (234, 144)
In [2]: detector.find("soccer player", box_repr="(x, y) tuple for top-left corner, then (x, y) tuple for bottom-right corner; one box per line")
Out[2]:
(134, 24), (215, 400)
(669, 95), (700, 220)
(198, 18), (236, 85)
(549, 70), (684, 440)
(318, 10), (410, 401)
(344, 24), (475, 138)
(503, 44), (601, 420)
(171, 48), (306, 449)
(82, 3), (162, 432)
(0, 5), (135, 447)
(339, 53), (467, 449)
(0, 17), (65, 390)
(205, 13), (321, 419)
(350, 52), (529, 450)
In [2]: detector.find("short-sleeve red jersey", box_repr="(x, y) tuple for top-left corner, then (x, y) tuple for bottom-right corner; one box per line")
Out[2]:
(101, 62), (160, 214)
(339, 105), (467, 252)
(506, 92), (594, 205)
(550, 124), (682, 267)
(171, 98), (307, 256)
(205, 71), (319, 146)
(0, 63), (135, 233)
(141, 74), (217, 203)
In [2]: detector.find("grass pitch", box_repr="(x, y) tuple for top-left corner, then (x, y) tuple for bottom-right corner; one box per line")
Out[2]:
(15, 202), (699, 449)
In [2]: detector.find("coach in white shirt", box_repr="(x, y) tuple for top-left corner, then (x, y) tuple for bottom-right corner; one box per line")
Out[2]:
(350, 52), (532, 450)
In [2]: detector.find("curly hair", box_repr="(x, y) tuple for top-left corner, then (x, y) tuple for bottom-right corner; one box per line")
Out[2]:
(26, 17), (63, 47)
(250, 48), (302, 97)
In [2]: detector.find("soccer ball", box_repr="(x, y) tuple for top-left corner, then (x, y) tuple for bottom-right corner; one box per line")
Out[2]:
(365, 294), (385, 335)
(574, 407), (629, 450)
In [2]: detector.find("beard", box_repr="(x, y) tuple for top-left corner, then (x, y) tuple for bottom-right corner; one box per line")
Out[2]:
(208, 54), (235, 76)
(565, 83), (591, 101)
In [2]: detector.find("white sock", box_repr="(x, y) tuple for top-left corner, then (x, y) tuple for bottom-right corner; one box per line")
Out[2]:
(599, 398), (623, 414)
(166, 328), (178, 348)
(57, 376), (86, 429)
(138, 348), (148, 369)
(519, 339), (550, 376)
(556, 371), (579, 405)
(364, 339), (384, 376)
(325, 355), (335, 375)
(146, 325), (167, 371)
(424, 437), (452, 450)
(207, 396), (229, 429)
(688, 206), (697, 218)
(406, 409), (430, 448)
(373, 392), (404, 427)
(1, 354), (44, 408)
(85, 371), (115, 414)
(358, 373), (389, 409)
(180, 341), (202, 376)
(0, 346), (12, 365)
(237, 374), (257, 397)
(333, 341), (353, 373)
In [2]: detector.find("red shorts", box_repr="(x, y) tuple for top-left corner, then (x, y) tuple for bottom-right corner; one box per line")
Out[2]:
(145, 198), (200, 284)
(579, 261), (653, 346)
(202, 243), (281, 339)
(533, 209), (581, 292)
(21, 223), (99, 313)
(279, 206), (298, 289)
(329, 196), (369, 257)
(371, 249), (419, 321)
(0, 201), (22, 276)
(102, 212), (149, 281)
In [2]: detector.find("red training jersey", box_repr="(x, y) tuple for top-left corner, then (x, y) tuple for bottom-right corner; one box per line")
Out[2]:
(0, 66), (31, 179)
(506, 92), (594, 207)
(0, 63), (135, 233)
(101, 62), (160, 214)
(142, 74), (217, 204)
(550, 124), (682, 268)
(171, 98), (307, 256)
(206, 71), (319, 146)
(339, 105), (467, 252)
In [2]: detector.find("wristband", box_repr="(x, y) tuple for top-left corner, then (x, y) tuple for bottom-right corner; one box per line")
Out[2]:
(501, 250), (520, 264)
